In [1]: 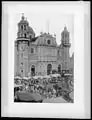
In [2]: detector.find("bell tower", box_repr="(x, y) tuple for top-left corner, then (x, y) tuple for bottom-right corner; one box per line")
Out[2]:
(61, 26), (71, 70)
(14, 14), (36, 77)
(17, 13), (29, 39)
(15, 14), (30, 77)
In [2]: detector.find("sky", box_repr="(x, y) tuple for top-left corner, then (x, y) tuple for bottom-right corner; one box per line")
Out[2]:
(8, 2), (74, 57)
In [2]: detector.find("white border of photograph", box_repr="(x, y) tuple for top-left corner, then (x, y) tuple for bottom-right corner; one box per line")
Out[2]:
(2, 1), (90, 118)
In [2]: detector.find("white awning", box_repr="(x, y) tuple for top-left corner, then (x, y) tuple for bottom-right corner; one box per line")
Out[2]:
(23, 77), (29, 80)
(69, 91), (74, 99)
(33, 76), (42, 79)
(14, 84), (23, 88)
(43, 75), (51, 78)
(27, 77), (32, 79)
(14, 76), (22, 79)
(64, 74), (72, 76)
(50, 74), (61, 77)
(43, 97), (68, 103)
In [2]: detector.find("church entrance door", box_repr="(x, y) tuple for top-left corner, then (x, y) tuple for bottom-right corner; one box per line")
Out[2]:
(31, 65), (35, 76)
(58, 65), (61, 74)
(47, 64), (52, 75)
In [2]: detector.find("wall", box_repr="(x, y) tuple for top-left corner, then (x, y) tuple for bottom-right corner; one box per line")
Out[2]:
(15, 35), (71, 77)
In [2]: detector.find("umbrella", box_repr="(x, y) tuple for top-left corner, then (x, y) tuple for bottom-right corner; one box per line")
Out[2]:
(40, 76), (45, 79)
(64, 73), (72, 77)
(51, 74), (61, 77)
(14, 84), (23, 88)
(27, 76), (32, 79)
(14, 76), (22, 79)
(17, 91), (43, 102)
(23, 77), (28, 80)
(69, 91), (74, 99)
(43, 75), (51, 79)
(33, 76), (41, 79)
(47, 84), (53, 89)
(43, 96), (68, 103)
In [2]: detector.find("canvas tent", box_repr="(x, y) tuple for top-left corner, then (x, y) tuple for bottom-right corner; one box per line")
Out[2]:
(23, 77), (29, 80)
(33, 76), (43, 79)
(16, 91), (44, 102)
(14, 84), (23, 88)
(14, 76), (22, 79)
(43, 96), (68, 103)
(69, 91), (74, 99)
(43, 75), (51, 79)
(50, 74), (61, 77)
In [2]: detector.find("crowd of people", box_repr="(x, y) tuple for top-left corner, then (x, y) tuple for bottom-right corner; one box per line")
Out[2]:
(14, 74), (74, 102)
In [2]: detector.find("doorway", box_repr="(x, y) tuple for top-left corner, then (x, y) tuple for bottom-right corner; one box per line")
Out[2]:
(58, 64), (61, 73)
(47, 64), (52, 75)
(31, 65), (35, 76)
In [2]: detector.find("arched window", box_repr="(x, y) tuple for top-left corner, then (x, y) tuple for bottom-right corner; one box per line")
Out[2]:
(21, 70), (23, 73)
(24, 33), (26, 38)
(21, 34), (22, 38)
(57, 50), (59, 60)
(47, 40), (51, 44)
(21, 25), (23, 30)
(58, 65), (61, 73)
(31, 65), (35, 76)
(31, 48), (34, 53)
(47, 64), (52, 75)
(30, 35), (32, 40)
(24, 25), (26, 30)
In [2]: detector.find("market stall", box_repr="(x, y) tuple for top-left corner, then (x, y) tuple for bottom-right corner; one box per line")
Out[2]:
(16, 91), (44, 102)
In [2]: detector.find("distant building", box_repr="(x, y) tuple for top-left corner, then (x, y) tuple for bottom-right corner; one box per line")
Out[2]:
(14, 14), (71, 77)
(69, 53), (74, 75)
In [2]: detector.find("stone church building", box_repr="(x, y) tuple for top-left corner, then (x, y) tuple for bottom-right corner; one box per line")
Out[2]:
(14, 15), (71, 77)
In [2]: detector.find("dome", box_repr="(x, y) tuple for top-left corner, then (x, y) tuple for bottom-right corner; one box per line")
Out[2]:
(28, 26), (35, 34)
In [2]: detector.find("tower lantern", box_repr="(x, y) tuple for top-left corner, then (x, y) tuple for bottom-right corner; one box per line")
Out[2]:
(21, 13), (25, 20)
(17, 14), (29, 39)
(61, 26), (71, 71)
(61, 26), (71, 47)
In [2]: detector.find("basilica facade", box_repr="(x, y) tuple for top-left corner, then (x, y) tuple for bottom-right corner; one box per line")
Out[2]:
(14, 15), (71, 77)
